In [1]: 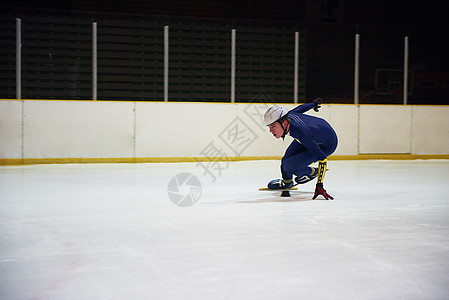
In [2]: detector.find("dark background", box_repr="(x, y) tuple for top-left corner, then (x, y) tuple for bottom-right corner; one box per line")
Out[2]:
(1, 0), (448, 103)
(3, 0), (447, 26)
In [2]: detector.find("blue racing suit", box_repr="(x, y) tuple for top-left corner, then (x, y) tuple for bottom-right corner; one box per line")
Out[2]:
(281, 103), (338, 180)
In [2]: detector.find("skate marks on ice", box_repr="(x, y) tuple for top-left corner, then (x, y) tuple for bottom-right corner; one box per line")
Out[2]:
(200, 188), (318, 204)
(239, 191), (318, 203)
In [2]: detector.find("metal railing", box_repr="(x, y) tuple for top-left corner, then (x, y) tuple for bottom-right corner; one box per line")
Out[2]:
(2, 12), (447, 104)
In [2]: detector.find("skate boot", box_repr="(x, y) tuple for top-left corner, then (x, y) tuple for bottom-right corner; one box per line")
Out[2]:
(267, 178), (295, 189)
(295, 167), (319, 184)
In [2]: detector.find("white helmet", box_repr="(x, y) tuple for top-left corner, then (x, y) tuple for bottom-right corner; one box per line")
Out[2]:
(264, 106), (289, 126)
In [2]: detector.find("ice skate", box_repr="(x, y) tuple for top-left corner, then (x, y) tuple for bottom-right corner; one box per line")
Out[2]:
(295, 167), (318, 184)
(264, 178), (297, 190)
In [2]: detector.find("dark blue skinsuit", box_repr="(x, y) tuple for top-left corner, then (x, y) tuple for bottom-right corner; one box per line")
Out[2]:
(281, 103), (338, 180)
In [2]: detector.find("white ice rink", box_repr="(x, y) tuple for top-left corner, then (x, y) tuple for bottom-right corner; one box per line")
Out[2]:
(1, 160), (449, 300)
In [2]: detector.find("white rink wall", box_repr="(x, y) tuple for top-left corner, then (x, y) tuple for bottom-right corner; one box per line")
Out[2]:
(1, 100), (449, 162)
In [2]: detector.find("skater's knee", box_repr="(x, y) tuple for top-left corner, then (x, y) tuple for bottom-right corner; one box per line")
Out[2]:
(281, 156), (293, 167)
(281, 162), (295, 174)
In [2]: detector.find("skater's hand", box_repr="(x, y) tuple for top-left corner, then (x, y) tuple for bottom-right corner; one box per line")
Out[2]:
(313, 98), (322, 112)
(313, 183), (334, 200)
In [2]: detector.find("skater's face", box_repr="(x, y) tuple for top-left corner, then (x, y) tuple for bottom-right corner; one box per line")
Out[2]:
(268, 120), (289, 139)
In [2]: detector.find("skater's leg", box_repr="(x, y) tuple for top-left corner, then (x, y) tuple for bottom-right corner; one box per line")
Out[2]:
(282, 151), (316, 178)
(281, 141), (313, 179)
(282, 141), (336, 179)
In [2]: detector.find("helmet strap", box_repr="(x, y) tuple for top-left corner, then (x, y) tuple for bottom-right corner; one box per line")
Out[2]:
(279, 119), (290, 140)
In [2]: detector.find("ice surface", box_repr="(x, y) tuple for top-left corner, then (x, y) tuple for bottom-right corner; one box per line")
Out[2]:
(1, 160), (449, 300)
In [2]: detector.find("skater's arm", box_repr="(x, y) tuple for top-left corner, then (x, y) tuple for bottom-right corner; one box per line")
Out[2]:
(295, 131), (327, 161)
(316, 159), (327, 184)
(289, 103), (315, 114)
(302, 140), (326, 161)
(289, 116), (327, 161)
(289, 98), (323, 114)
(313, 159), (334, 200)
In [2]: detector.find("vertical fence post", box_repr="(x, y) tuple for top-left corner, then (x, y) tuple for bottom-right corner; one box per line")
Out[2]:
(16, 18), (22, 100)
(164, 25), (169, 102)
(231, 29), (236, 103)
(92, 22), (97, 100)
(403, 36), (409, 105)
(354, 33), (360, 105)
(294, 32), (299, 104)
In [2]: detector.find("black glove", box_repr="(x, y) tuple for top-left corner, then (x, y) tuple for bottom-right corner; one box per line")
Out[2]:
(312, 183), (334, 200)
(313, 98), (322, 112)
